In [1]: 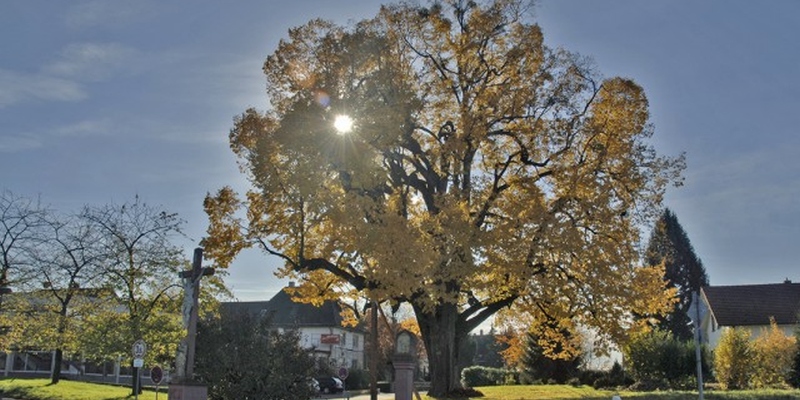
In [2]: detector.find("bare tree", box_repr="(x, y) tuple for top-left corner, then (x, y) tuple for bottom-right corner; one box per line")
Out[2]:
(0, 190), (48, 302)
(81, 196), (186, 394)
(21, 212), (107, 384)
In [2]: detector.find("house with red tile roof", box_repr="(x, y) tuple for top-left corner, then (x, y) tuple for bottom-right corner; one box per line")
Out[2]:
(700, 280), (800, 349)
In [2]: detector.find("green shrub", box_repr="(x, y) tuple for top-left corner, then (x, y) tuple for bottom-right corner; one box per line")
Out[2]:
(577, 369), (606, 386)
(751, 319), (797, 388)
(713, 327), (752, 390)
(580, 362), (632, 389)
(195, 312), (317, 400)
(503, 371), (519, 385)
(624, 328), (708, 388)
(461, 366), (511, 387)
(566, 377), (581, 387)
(344, 368), (371, 390)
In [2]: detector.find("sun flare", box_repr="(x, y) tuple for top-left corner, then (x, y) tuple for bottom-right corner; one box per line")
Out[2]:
(333, 115), (353, 134)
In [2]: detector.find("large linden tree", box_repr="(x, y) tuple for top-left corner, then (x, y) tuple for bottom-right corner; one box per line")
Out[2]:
(203, 0), (684, 395)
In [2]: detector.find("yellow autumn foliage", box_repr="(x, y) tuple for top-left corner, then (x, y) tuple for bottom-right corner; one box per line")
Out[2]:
(202, 1), (684, 394)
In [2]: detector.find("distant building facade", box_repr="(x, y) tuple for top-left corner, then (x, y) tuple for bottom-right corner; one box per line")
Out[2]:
(700, 280), (800, 349)
(222, 283), (366, 370)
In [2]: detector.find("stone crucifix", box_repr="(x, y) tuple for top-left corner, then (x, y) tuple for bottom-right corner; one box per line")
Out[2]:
(174, 247), (214, 382)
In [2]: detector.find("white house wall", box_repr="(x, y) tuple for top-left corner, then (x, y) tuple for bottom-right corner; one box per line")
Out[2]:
(294, 326), (365, 370)
(705, 324), (795, 350)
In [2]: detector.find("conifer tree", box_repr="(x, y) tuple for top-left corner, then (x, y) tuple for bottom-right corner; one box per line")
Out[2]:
(645, 208), (709, 341)
(520, 327), (581, 384)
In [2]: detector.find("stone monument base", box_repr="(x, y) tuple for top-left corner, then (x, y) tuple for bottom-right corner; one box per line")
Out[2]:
(393, 360), (415, 400)
(168, 382), (208, 400)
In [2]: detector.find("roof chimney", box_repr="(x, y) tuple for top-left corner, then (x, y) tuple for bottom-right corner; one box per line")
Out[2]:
(784, 278), (792, 284)
(288, 281), (295, 287)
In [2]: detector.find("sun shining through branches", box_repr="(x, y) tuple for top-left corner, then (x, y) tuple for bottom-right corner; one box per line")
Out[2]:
(333, 114), (353, 134)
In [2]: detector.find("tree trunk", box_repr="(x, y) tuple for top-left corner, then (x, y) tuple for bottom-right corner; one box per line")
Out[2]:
(50, 348), (62, 384)
(414, 302), (465, 397)
(52, 313), (67, 384)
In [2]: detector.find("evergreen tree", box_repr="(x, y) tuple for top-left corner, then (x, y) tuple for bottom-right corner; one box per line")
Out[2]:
(520, 327), (582, 384)
(645, 208), (709, 341)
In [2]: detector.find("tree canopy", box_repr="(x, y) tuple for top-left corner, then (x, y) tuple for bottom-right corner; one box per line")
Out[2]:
(203, 0), (684, 395)
(0, 194), (221, 390)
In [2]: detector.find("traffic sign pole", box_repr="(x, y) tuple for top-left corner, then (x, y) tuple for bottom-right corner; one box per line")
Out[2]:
(132, 340), (147, 400)
(151, 366), (163, 400)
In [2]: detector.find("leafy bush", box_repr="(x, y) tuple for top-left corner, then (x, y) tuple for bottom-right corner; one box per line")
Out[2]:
(791, 322), (800, 388)
(577, 369), (606, 387)
(195, 311), (317, 400)
(587, 362), (633, 390)
(566, 377), (581, 387)
(344, 368), (371, 390)
(751, 319), (797, 388)
(624, 328), (707, 388)
(460, 366), (512, 387)
(713, 327), (752, 390)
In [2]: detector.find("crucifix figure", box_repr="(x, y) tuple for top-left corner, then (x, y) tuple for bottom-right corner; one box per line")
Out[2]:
(174, 247), (214, 382)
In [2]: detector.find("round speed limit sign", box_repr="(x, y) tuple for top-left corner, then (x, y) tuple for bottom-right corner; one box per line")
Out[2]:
(132, 339), (147, 359)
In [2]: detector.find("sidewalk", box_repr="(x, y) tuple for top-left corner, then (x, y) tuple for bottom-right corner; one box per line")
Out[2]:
(348, 392), (395, 400)
(314, 391), (395, 400)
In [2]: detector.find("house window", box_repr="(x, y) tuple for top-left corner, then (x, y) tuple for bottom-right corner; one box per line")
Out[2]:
(351, 359), (359, 369)
(353, 335), (359, 348)
(342, 333), (347, 346)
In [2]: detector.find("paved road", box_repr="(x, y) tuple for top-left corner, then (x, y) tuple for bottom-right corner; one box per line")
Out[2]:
(348, 393), (395, 400)
(315, 392), (395, 400)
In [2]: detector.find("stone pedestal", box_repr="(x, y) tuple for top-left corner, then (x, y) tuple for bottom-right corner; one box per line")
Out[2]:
(393, 360), (415, 400)
(168, 382), (208, 400)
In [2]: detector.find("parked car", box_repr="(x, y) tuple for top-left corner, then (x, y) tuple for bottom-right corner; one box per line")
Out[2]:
(317, 376), (344, 394)
(308, 377), (320, 393)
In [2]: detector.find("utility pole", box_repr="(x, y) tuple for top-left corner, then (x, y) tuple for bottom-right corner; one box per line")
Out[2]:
(370, 300), (379, 400)
(693, 291), (704, 400)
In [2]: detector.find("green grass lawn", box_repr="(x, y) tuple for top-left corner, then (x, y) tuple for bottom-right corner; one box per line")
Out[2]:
(474, 385), (800, 400)
(0, 378), (164, 400)
(2, 379), (800, 400)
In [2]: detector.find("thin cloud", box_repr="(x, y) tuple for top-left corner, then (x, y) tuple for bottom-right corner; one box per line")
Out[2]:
(0, 69), (86, 108)
(54, 119), (114, 138)
(64, 1), (154, 30)
(0, 41), (140, 108)
(44, 43), (138, 81)
(0, 134), (42, 153)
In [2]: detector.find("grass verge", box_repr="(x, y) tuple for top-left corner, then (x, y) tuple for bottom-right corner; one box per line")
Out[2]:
(2, 379), (800, 400)
(474, 385), (800, 400)
(0, 378), (163, 400)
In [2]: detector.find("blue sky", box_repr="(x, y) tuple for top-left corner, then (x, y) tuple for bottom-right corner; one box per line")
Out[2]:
(1, 1), (798, 301)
